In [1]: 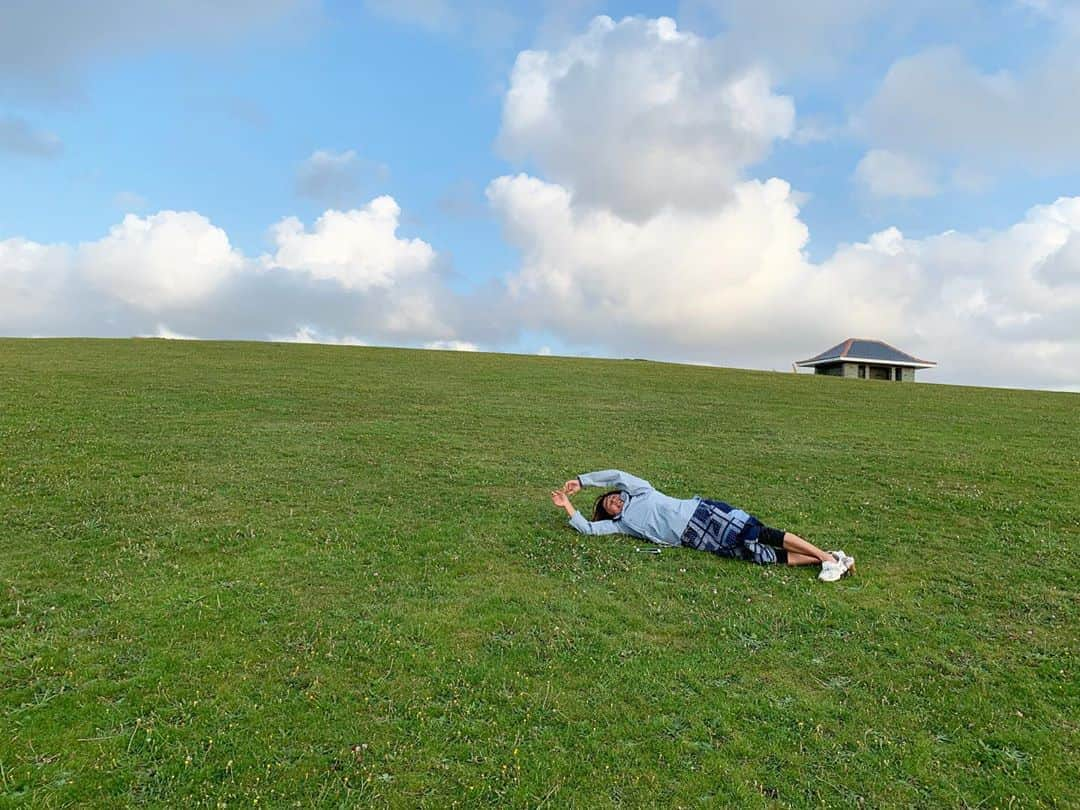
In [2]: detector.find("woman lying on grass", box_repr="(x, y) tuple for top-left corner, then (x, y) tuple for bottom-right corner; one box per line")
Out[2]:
(551, 469), (854, 582)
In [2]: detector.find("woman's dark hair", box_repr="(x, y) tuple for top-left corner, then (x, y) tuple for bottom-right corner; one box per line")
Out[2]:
(593, 490), (622, 521)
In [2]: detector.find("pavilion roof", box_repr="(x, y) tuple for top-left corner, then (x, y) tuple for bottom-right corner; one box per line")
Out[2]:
(796, 338), (936, 368)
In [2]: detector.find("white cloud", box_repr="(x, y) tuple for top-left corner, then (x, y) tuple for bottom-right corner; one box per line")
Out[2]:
(856, 45), (1080, 168)
(482, 14), (1080, 389)
(1038, 229), (1080, 287)
(685, 0), (899, 76)
(0, 237), (72, 326)
(0, 114), (62, 157)
(295, 149), (387, 207)
(489, 173), (821, 358)
(271, 326), (368, 346)
(816, 197), (1080, 387)
(4, 188), (1080, 389)
(1, 199), (481, 348)
(498, 15), (794, 219)
(146, 324), (199, 340)
(5, 6), (1080, 392)
(265, 197), (435, 292)
(854, 149), (940, 198)
(424, 340), (479, 351)
(0, 0), (314, 99)
(489, 168), (1080, 389)
(79, 211), (244, 311)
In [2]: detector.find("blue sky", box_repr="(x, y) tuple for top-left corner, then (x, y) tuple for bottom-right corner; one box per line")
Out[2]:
(2, 1), (1080, 389)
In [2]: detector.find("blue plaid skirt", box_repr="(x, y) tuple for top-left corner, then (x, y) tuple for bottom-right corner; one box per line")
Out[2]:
(679, 499), (780, 565)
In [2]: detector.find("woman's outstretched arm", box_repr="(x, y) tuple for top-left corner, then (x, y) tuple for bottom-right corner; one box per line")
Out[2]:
(571, 470), (653, 495)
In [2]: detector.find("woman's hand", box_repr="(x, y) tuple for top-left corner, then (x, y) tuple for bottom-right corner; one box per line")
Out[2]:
(551, 490), (577, 518)
(563, 479), (581, 495)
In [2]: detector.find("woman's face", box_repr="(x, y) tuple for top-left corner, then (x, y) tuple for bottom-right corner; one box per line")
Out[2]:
(603, 492), (624, 517)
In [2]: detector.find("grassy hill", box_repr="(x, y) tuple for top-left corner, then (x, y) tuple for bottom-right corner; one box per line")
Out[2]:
(1, 338), (1076, 808)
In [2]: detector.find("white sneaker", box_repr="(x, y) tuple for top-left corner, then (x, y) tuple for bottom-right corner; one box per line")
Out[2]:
(818, 558), (846, 582)
(830, 550), (856, 576)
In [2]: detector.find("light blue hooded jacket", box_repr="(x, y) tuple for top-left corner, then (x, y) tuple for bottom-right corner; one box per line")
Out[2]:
(567, 469), (701, 547)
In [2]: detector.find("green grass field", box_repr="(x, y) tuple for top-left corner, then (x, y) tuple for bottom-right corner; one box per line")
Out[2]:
(1, 338), (1077, 808)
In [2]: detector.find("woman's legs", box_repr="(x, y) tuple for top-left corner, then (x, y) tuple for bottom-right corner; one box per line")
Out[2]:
(746, 523), (853, 578)
(780, 532), (835, 566)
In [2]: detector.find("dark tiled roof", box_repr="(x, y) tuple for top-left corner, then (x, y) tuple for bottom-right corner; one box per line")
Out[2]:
(797, 338), (935, 367)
